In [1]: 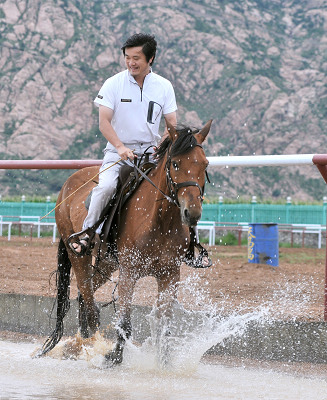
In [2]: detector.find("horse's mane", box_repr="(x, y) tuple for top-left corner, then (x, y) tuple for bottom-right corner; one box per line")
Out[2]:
(155, 126), (200, 162)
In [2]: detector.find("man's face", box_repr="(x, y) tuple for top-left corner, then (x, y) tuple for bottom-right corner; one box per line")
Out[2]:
(124, 46), (153, 81)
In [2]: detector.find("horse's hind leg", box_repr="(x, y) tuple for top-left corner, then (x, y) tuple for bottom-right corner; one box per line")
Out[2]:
(76, 254), (117, 338)
(39, 238), (72, 356)
(72, 258), (100, 335)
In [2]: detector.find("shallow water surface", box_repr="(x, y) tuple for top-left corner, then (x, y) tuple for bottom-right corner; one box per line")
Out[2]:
(1, 340), (327, 400)
(3, 271), (327, 399)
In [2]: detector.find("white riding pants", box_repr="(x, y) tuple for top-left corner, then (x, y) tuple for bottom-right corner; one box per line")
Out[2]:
(83, 142), (155, 233)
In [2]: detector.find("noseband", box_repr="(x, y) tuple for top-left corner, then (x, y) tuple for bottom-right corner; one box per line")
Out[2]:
(165, 143), (206, 208)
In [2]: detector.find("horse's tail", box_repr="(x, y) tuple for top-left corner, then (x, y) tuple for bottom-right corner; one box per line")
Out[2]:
(39, 238), (71, 356)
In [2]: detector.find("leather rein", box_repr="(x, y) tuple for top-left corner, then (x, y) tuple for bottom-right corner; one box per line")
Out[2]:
(125, 143), (207, 208)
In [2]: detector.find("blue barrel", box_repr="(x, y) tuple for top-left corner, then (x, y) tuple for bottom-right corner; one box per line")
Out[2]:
(248, 223), (279, 266)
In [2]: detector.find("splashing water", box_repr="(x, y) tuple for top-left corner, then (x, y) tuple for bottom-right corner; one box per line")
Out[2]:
(267, 275), (322, 321)
(38, 331), (115, 363)
(35, 272), (269, 374)
(2, 272), (327, 399)
(32, 268), (323, 373)
(142, 274), (268, 373)
(2, 338), (327, 400)
(123, 305), (267, 375)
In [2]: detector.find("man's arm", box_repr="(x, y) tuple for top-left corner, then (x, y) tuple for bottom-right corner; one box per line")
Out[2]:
(99, 105), (135, 160)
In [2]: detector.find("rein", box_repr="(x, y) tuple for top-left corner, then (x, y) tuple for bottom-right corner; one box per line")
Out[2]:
(125, 143), (206, 208)
(124, 158), (176, 205)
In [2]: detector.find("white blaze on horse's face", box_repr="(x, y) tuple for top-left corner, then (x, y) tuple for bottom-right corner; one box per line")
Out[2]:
(124, 46), (153, 83)
(171, 148), (209, 227)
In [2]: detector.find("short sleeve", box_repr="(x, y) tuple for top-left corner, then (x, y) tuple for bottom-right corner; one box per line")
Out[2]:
(162, 81), (177, 115)
(94, 76), (117, 110)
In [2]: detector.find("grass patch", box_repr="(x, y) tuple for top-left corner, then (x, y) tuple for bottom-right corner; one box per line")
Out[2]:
(0, 228), (55, 238)
(216, 232), (238, 246)
(279, 242), (301, 248)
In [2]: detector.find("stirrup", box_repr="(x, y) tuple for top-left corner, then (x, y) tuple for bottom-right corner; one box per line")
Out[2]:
(67, 231), (94, 257)
(184, 243), (212, 269)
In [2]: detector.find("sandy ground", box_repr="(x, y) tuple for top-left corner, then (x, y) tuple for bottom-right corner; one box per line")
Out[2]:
(0, 236), (326, 321)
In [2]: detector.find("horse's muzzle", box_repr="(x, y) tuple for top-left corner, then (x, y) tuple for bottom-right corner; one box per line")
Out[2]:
(181, 203), (202, 226)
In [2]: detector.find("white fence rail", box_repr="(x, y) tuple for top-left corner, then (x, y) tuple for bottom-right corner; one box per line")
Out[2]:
(195, 221), (326, 249)
(0, 216), (57, 242)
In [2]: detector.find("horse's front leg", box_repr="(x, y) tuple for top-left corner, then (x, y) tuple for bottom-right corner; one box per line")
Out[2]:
(104, 267), (136, 367)
(77, 291), (89, 338)
(155, 269), (180, 366)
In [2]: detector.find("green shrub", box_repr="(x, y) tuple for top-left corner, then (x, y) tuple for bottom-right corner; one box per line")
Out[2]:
(217, 232), (238, 246)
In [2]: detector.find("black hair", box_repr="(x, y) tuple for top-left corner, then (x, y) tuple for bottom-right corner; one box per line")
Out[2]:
(121, 33), (157, 66)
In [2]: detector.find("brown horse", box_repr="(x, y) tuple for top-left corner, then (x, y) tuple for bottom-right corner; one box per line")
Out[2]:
(40, 120), (212, 366)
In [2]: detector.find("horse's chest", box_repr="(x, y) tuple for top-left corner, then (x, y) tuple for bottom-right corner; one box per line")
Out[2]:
(144, 230), (188, 257)
(119, 226), (188, 260)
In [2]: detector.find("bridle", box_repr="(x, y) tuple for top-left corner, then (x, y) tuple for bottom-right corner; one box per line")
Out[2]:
(125, 142), (208, 208)
(165, 143), (206, 207)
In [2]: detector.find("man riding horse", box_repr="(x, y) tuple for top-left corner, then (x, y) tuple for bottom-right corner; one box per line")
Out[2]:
(70, 33), (178, 256)
(39, 33), (213, 365)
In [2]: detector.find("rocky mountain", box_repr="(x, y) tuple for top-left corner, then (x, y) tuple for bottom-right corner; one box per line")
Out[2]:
(1, 0), (326, 201)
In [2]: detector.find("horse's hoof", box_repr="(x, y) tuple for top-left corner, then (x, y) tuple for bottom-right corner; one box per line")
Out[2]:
(103, 351), (123, 368)
(32, 350), (44, 359)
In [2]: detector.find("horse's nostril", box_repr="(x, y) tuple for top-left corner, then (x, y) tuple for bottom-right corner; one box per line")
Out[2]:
(184, 209), (190, 220)
(184, 208), (200, 226)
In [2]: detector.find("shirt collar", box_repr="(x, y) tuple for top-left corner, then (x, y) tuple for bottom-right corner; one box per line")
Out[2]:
(127, 68), (152, 84)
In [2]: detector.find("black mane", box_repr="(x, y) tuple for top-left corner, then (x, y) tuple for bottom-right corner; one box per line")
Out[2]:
(155, 126), (200, 162)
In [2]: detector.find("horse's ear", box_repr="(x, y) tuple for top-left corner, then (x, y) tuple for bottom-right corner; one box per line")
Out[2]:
(166, 121), (178, 142)
(195, 120), (213, 144)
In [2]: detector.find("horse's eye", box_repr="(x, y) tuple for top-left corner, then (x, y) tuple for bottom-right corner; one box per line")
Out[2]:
(172, 161), (179, 170)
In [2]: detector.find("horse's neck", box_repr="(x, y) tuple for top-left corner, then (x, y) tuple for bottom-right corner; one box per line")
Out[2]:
(139, 156), (181, 225)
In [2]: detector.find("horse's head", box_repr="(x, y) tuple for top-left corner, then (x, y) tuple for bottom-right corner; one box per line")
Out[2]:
(164, 120), (212, 226)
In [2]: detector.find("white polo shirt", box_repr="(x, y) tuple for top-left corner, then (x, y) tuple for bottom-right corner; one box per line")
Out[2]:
(94, 69), (177, 150)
